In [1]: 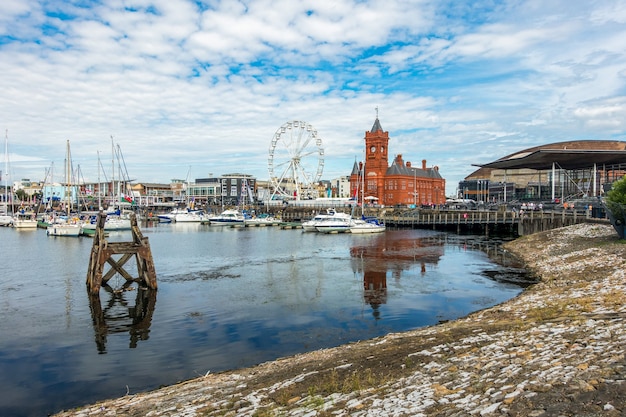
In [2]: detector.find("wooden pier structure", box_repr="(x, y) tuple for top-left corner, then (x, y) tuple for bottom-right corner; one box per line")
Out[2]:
(86, 213), (157, 295)
(382, 208), (608, 235)
(266, 204), (607, 236)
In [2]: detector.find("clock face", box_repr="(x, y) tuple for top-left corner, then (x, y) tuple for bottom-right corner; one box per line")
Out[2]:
(380, 146), (385, 153)
(370, 146), (376, 152)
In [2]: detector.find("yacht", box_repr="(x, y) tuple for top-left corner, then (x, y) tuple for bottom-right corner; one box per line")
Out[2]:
(314, 216), (354, 233)
(301, 208), (351, 232)
(207, 209), (246, 225)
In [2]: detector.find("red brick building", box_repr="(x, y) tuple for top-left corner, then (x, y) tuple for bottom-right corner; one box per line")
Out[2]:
(350, 117), (446, 206)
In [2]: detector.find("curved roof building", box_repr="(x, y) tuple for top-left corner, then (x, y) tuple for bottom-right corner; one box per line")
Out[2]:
(463, 140), (626, 202)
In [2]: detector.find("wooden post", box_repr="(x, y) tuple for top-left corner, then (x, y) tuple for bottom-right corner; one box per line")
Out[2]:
(86, 213), (157, 295)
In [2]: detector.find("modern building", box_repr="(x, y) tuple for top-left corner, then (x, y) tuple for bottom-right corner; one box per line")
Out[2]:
(349, 116), (446, 207)
(192, 174), (257, 207)
(464, 140), (626, 203)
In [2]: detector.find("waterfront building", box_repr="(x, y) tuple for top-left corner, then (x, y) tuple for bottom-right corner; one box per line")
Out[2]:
(130, 182), (175, 207)
(331, 175), (351, 198)
(466, 140), (626, 203)
(349, 116), (446, 207)
(193, 174), (257, 207)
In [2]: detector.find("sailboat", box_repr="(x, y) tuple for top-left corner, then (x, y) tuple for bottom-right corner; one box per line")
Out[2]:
(82, 147), (131, 236)
(349, 161), (385, 234)
(4, 131), (38, 229)
(47, 140), (82, 237)
(0, 130), (12, 226)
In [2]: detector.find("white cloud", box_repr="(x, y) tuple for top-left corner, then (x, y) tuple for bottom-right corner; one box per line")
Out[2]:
(0, 0), (625, 197)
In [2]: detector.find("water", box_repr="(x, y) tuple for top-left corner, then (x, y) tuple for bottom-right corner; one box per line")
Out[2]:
(0, 223), (531, 417)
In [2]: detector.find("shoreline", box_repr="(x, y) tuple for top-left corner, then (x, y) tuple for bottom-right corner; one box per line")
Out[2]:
(53, 223), (625, 416)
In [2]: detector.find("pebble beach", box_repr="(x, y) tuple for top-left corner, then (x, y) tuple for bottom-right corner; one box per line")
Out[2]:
(53, 222), (625, 417)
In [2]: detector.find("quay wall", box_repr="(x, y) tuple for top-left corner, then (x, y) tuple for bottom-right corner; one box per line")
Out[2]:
(268, 205), (608, 235)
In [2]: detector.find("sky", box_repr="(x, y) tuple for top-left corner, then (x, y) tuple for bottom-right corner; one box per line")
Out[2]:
(1, 0), (625, 197)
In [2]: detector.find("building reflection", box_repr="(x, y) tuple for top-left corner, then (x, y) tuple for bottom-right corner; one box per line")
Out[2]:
(88, 284), (157, 353)
(350, 232), (445, 320)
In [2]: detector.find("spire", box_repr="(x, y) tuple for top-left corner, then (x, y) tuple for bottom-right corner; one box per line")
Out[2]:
(371, 106), (383, 132)
(351, 160), (360, 175)
(371, 117), (383, 133)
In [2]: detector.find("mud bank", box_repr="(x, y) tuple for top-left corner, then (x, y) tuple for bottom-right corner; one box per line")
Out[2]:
(53, 223), (625, 417)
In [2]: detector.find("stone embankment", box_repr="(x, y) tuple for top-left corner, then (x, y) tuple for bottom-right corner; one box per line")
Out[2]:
(54, 223), (625, 417)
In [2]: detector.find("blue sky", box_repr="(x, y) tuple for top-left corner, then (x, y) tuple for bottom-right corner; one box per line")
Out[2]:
(1, 0), (625, 197)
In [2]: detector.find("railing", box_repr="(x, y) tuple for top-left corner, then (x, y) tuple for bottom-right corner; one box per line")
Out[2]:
(382, 208), (609, 235)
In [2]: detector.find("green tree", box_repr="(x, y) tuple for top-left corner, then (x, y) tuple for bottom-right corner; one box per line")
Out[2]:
(605, 175), (626, 238)
(15, 189), (27, 202)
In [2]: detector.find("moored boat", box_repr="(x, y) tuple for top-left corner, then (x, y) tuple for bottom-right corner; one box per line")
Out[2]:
(0, 213), (12, 227)
(157, 208), (208, 223)
(81, 214), (132, 235)
(244, 213), (280, 226)
(302, 208), (351, 232)
(47, 220), (82, 237)
(12, 211), (38, 229)
(314, 216), (353, 233)
(207, 209), (246, 225)
(173, 210), (209, 223)
(46, 141), (83, 237)
(349, 216), (386, 234)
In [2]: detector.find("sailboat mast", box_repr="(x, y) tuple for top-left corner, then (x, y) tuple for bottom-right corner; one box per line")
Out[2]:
(65, 140), (70, 217)
(3, 130), (8, 215)
(111, 136), (115, 209)
(97, 151), (102, 210)
(361, 160), (365, 217)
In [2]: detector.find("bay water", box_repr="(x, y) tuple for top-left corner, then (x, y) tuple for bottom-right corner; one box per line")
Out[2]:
(0, 223), (530, 416)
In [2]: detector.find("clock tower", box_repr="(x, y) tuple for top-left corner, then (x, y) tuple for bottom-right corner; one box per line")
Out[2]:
(349, 112), (446, 207)
(364, 115), (389, 202)
(366, 117), (389, 172)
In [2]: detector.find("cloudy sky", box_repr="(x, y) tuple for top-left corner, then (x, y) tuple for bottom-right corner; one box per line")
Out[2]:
(1, 0), (625, 197)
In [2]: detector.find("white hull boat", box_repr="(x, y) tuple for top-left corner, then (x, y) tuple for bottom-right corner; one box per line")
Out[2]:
(302, 209), (351, 232)
(47, 222), (82, 237)
(174, 211), (208, 222)
(0, 214), (13, 226)
(12, 213), (38, 229)
(208, 209), (246, 225)
(349, 218), (386, 234)
(314, 216), (354, 233)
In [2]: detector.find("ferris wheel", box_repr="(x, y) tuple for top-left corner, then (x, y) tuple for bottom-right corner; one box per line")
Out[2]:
(268, 120), (324, 201)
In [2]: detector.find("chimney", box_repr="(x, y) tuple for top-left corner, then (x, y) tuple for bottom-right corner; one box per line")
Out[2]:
(422, 159), (427, 170)
(406, 161), (412, 168)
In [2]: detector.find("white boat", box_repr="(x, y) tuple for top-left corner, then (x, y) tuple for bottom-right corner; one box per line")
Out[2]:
(244, 214), (279, 226)
(157, 208), (207, 223)
(47, 219), (82, 237)
(1, 132), (10, 226)
(302, 208), (351, 232)
(47, 140), (83, 237)
(173, 210), (209, 223)
(349, 217), (386, 234)
(208, 209), (246, 225)
(0, 213), (12, 227)
(314, 216), (354, 233)
(348, 161), (386, 234)
(81, 213), (132, 235)
(12, 211), (38, 229)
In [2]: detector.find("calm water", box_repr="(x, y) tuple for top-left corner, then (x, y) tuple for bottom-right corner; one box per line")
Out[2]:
(0, 223), (530, 417)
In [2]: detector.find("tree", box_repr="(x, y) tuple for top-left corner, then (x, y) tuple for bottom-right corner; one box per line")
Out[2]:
(604, 175), (626, 238)
(15, 189), (27, 202)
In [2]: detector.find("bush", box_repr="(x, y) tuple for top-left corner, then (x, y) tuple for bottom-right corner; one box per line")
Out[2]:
(604, 175), (626, 238)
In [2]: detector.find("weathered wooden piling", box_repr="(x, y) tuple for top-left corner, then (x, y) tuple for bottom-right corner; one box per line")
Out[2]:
(86, 212), (157, 295)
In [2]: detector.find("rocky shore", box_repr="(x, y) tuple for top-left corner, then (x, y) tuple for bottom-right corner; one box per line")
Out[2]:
(54, 223), (625, 417)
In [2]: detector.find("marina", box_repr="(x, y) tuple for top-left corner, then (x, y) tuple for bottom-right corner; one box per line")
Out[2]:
(1, 222), (532, 417)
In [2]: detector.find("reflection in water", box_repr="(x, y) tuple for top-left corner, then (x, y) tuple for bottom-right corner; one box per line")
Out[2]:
(88, 285), (157, 353)
(351, 233), (445, 320)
